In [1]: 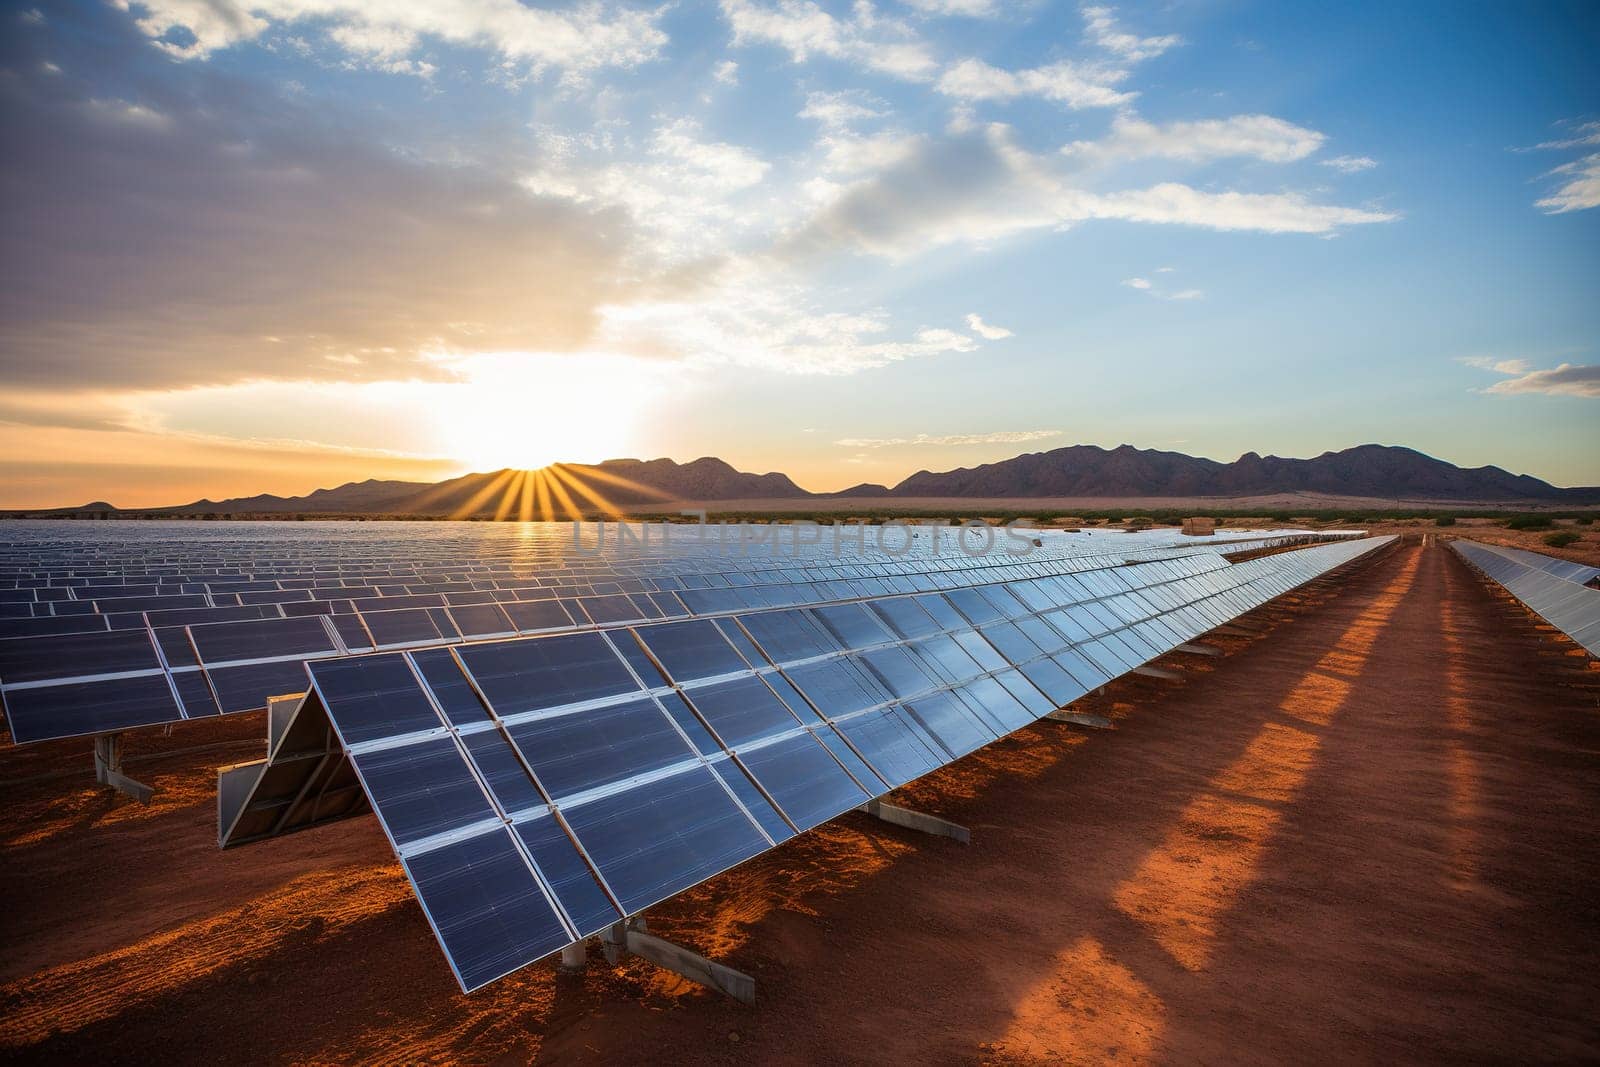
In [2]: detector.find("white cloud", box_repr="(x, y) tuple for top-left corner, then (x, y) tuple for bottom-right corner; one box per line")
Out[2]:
(1460, 356), (1599, 398)
(1526, 120), (1600, 151)
(1081, 4), (1180, 63)
(522, 117), (773, 261)
(112, 0), (667, 73)
(902, 0), (999, 16)
(837, 429), (1062, 447)
(1154, 265), (1175, 272)
(1064, 114), (1326, 164)
(1458, 356), (1532, 375)
(594, 258), (996, 375)
(1321, 154), (1378, 173)
(785, 124), (1398, 260)
(1535, 153), (1600, 214)
(1125, 275), (1201, 300)
(721, 0), (938, 81)
(713, 59), (739, 84)
(1484, 363), (1600, 398)
(938, 57), (1134, 109)
(800, 89), (888, 129)
(1083, 182), (1397, 233)
(816, 129), (922, 176)
(965, 313), (1012, 339)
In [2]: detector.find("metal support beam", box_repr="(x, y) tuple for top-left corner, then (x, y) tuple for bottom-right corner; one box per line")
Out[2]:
(93, 733), (156, 805)
(1133, 665), (1181, 681)
(1174, 642), (1222, 657)
(1212, 624), (1261, 638)
(558, 941), (588, 973)
(598, 916), (754, 1004)
(1044, 709), (1114, 729)
(857, 798), (971, 844)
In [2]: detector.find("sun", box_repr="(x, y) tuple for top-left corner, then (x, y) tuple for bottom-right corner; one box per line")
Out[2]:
(427, 352), (659, 473)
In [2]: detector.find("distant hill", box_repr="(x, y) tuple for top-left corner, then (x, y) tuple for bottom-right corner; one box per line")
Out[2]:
(8, 445), (1598, 516)
(885, 444), (1595, 503)
(172, 456), (810, 516)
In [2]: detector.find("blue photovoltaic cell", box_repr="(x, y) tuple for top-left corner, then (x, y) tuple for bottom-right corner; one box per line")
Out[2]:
(902, 690), (996, 760)
(633, 619), (746, 683)
(188, 616), (335, 665)
(459, 729), (543, 814)
(556, 764), (771, 916)
(173, 669), (222, 718)
(739, 609), (838, 663)
(783, 658), (890, 719)
(404, 827), (573, 992)
(207, 660), (312, 714)
(409, 648), (492, 728)
(0, 629), (159, 684)
(310, 655), (442, 744)
(348, 735), (495, 847)
(503, 696), (700, 801)
(679, 675), (802, 749)
(512, 812), (620, 934)
(828, 706), (943, 788)
(457, 633), (639, 717)
(735, 730), (869, 831)
(707, 761), (794, 844)
(3, 674), (181, 743)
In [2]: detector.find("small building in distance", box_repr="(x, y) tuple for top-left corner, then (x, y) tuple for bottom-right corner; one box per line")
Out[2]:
(1182, 516), (1217, 536)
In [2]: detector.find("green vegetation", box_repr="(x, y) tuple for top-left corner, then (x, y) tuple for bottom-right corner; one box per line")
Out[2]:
(1504, 515), (1554, 530)
(1543, 531), (1580, 548)
(1434, 515), (1457, 527)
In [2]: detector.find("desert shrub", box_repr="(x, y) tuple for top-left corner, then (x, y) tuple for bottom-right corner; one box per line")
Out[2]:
(1434, 516), (1456, 527)
(1504, 515), (1553, 530)
(1576, 516), (1594, 526)
(1544, 531), (1580, 548)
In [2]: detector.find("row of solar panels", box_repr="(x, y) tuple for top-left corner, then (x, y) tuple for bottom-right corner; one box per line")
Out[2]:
(0, 537), (1318, 644)
(0, 548), (1248, 742)
(0, 531), (1305, 598)
(0, 536), (1301, 622)
(220, 536), (1393, 991)
(1451, 540), (1600, 656)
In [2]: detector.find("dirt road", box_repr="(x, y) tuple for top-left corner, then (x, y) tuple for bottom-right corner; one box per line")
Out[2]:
(2, 539), (1596, 1064)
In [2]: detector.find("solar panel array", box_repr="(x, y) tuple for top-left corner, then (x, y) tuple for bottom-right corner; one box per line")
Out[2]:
(0, 522), (1347, 744)
(1451, 540), (1600, 656)
(220, 532), (1392, 992)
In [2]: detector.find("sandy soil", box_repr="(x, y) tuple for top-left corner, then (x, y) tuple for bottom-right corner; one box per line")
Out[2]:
(1, 538), (1597, 1064)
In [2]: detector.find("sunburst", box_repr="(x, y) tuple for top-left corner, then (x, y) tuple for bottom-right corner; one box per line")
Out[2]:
(444, 463), (675, 522)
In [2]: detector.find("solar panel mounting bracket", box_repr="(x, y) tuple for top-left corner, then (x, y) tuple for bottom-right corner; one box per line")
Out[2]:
(1043, 709), (1113, 729)
(1132, 665), (1181, 681)
(94, 732), (155, 805)
(596, 915), (756, 1005)
(856, 798), (971, 844)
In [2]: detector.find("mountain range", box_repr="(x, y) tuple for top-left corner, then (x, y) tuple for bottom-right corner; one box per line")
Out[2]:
(12, 444), (1600, 516)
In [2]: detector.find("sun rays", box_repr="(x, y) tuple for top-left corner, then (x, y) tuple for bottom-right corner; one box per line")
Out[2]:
(440, 464), (676, 522)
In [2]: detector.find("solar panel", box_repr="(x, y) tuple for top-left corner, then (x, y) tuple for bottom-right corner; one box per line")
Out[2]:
(1451, 540), (1600, 656)
(0, 523), (1372, 748)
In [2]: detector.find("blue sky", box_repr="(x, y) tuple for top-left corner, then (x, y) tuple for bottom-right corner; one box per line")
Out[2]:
(0, 0), (1596, 506)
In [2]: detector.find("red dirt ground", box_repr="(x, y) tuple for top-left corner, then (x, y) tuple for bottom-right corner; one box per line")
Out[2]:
(2, 537), (1597, 1064)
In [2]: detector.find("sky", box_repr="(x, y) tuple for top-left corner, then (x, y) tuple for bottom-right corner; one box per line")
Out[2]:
(0, 0), (1597, 508)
